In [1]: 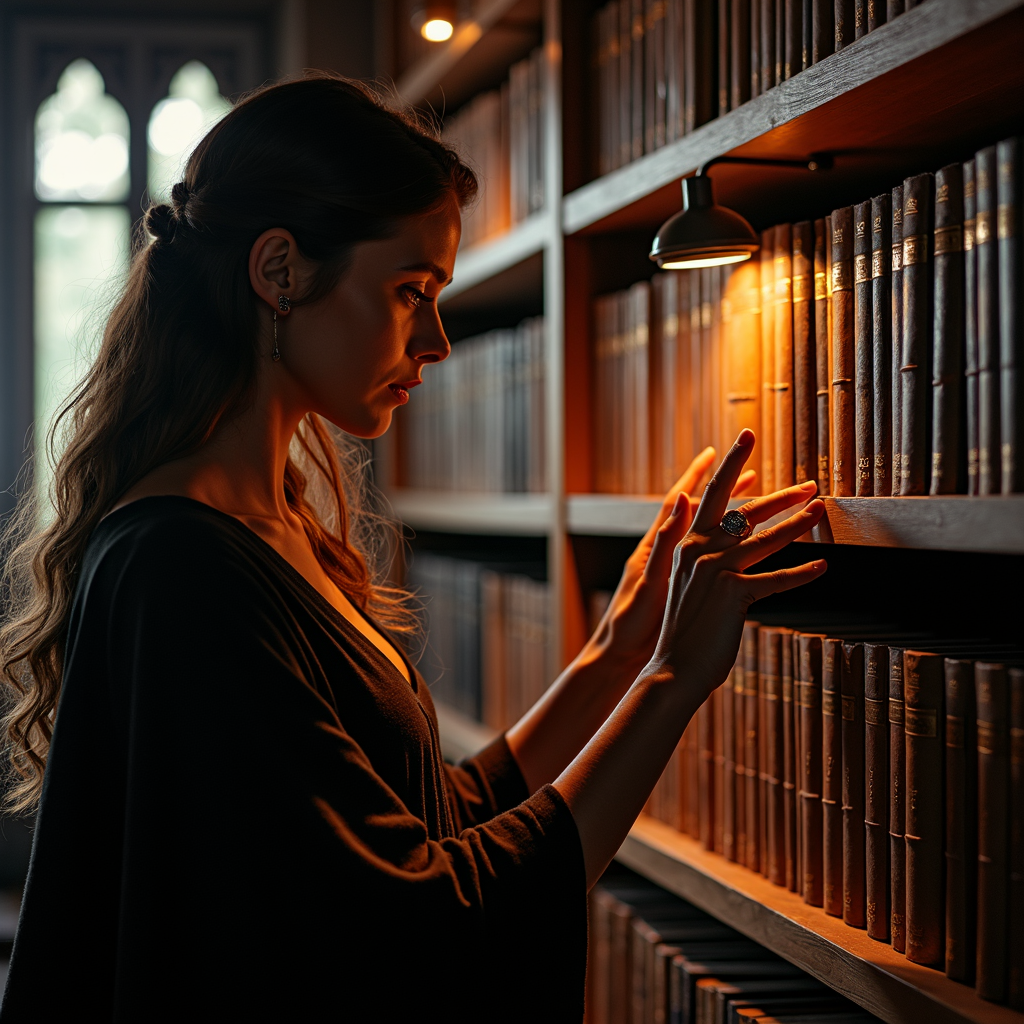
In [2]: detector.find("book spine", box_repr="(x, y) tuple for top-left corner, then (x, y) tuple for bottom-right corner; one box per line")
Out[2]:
(734, 647), (748, 864)
(812, 0), (834, 63)
(763, 628), (786, 885)
(1009, 668), (1024, 1009)
(687, 710), (701, 836)
(722, 662), (738, 860)
(863, 644), (890, 942)
(930, 162), (966, 494)
(803, 0), (813, 68)
(775, 0), (785, 86)
(997, 136), (1023, 492)
(698, 691), (716, 850)
(683, 0), (716, 134)
(976, 145), (1001, 494)
(618, 1), (633, 169)
(887, 0), (904, 16)
(830, 207), (855, 496)
(750, 0), (761, 97)
(964, 159), (980, 494)
(854, 201), (874, 495)
(785, 0), (802, 78)
(854, 0), (867, 37)
(891, 187), (905, 493)
(798, 633), (825, 906)
(944, 657), (977, 983)
(665, 0), (683, 144)
(631, 0), (645, 161)
(713, 680), (726, 853)
(871, 193), (893, 494)
(758, 624), (770, 876)
(900, 172), (935, 495)
(761, 228), (777, 492)
(889, 645), (907, 952)
(718, 0), (730, 117)
(793, 221), (816, 484)
(760, 0), (776, 92)
(822, 637), (844, 916)
(730, 0), (751, 109)
(834, 0), (854, 50)
(904, 649), (945, 967)
(868, 0), (886, 30)
(744, 620), (762, 872)
(976, 661), (1009, 1001)
(782, 629), (799, 892)
(723, 262), (763, 484)
(814, 218), (831, 493)
(841, 641), (866, 928)
(775, 223), (796, 488)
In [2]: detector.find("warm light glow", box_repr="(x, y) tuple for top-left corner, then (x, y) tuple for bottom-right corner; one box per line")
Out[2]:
(421, 17), (454, 41)
(660, 252), (753, 269)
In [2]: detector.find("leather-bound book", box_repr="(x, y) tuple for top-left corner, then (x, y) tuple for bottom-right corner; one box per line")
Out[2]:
(730, 0), (751, 110)
(684, 0), (716, 133)
(631, 0), (645, 161)
(854, 0), (867, 37)
(814, 219), (831, 493)
(899, 172), (935, 495)
(758, 628), (770, 876)
(870, 194), (892, 494)
(744, 621), (762, 872)
(891, 188), (905, 493)
(887, 0), (904, 16)
(761, 628), (786, 886)
(976, 661), (1009, 1002)
(904, 650), (945, 966)
(687, 714), (701, 836)
(834, 0), (854, 49)
(812, 0), (834, 62)
(775, 0), (784, 86)
(803, 0), (813, 68)
(863, 643), (890, 942)
(785, 0), (802, 78)
(775, 223), (796, 488)
(761, 228), (777, 492)
(760, 0), (776, 92)
(822, 637), (844, 916)
(797, 633), (825, 906)
(617, 1), (632, 170)
(930, 163), (966, 494)
(997, 137), (1023, 493)
(645, 0), (668, 154)
(1010, 668), (1024, 1009)
(698, 693), (716, 850)
(723, 262), (763, 486)
(841, 642), (866, 928)
(888, 645), (907, 951)
(944, 658), (977, 983)
(781, 629), (800, 892)
(868, 0), (885, 30)
(964, 159), (980, 494)
(713, 682), (726, 853)
(723, 663), (739, 860)
(734, 649), (748, 864)
(793, 221), (816, 484)
(718, 0), (731, 117)
(750, 0), (761, 97)
(975, 146), (1001, 494)
(853, 202), (874, 495)
(830, 207), (855, 496)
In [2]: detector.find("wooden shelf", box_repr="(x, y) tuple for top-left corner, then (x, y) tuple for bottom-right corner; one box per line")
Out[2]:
(388, 488), (553, 535)
(562, 0), (1024, 236)
(619, 817), (1024, 1024)
(566, 494), (1024, 553)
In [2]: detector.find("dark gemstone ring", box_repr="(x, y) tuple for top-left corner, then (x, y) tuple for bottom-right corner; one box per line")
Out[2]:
(719, 509), (753, 539)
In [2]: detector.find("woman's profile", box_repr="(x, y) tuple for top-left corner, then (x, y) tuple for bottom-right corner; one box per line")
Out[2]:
(0, 73), (825, 1023)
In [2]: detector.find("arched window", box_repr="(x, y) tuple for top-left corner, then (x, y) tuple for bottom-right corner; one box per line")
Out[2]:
(148, 61), (231, 203)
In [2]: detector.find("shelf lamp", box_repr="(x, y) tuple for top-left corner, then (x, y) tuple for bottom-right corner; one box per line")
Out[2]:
(411, 3), (457, 42)
(649, 155), (833, 270)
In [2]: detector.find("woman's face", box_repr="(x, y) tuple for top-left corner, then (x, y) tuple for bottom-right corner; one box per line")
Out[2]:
(276, 201), (460, 438)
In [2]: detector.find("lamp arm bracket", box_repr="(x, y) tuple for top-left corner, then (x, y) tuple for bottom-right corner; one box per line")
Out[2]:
(696, 153), (833, 176)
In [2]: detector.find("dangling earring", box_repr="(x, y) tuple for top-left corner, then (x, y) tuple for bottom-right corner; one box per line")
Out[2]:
(272, 310), (281, 362)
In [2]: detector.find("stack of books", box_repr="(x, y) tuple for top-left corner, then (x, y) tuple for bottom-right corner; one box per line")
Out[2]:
(645, 619), (1023, 1005)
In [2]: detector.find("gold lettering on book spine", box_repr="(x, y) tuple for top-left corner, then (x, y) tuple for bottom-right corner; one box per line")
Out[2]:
(963, 218), (976, 251)
(976, 210), (993, 245)
(889, 699), (905, 726)
(999, 204), (1016, 239)
(871, 250), (885, 278)
(814, 271), (826, 300)
(831, 263), (852, 291)
(977, 720), (998, 755)
(854, 253), (870, 283)
(903, 234), (928, 265)
(864, 698), (886, 726)
(946, 714), (964, 749)
(891, 244), (902, 272)
(842, 696), (856, 721)
(905, 707), (937, 738)
(933, 225), (963, 255)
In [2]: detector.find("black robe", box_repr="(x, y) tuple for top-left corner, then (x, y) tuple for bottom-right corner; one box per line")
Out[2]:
(0, 497), (585, 1023)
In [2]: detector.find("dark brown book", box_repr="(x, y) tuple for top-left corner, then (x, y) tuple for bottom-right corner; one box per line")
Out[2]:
(781, 629), (799, 892)
(797, 633), (825, 906)
(814, 218), (831, 493)
(744, 621), (762, 873)
(863, 644), (890, 942)
(867, 0), (885, 30)
(718, 0), (731, 117)
(687, 714), (701, 836)
(822, 637), (844, 916)
(854, 0), (867, 37)
(964, 159), (980, 494)
(1009, 668), (1024, 1009)
(723, 664), (738, 861)
(713, 682), (726, 853)
(684, 0), (717, 133)
(760, 0), (776, 92)
(854, 201), (874, 496)
(899, 173), (935, 495)
(944, 658), (977, 983)
(904, 650), (945, 967)
(730, 0), (751, 110)
(734, 649), (748, 864)
(761, 628), (786, 886)
(631, 0), (645, 161)
(841, 642), (866, 928)
(889, 645), (907, 952)
(761, 228), (777, 492)
(930, 163), (966, 494)
(750, 0), (761, 97)
(834, 0), (854, 49)
(698, 692), (716, 850)
(830, 207), (855, 496)
(649, 0), (668, 152)
(618, 1), (633, 169)
(812, 0), (834, 63)
(887, 0), (904, 16)
(976, 661), (1009, 1001)
(803, 0), (813, 69)
(891, 187), (905, 494)
(975, 145), (1001, 494)
(785, 0), (802, 78)
(997, 137), (1023, 493)
(775, 223), (796, 489)
(870, 194), (892, 495)
(774, 0), (784, 86)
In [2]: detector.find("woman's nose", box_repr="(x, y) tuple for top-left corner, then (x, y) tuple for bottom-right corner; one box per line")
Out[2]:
(410, 309), (451, 364)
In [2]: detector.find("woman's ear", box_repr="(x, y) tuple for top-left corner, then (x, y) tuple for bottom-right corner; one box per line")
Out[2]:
(248, 228), (301, 312)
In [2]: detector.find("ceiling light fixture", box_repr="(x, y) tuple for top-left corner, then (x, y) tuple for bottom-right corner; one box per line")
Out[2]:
(649, 154), (833, 270)
(411, 4), (457, 42)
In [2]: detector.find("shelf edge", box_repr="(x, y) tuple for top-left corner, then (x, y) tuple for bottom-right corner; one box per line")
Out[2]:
(388, 489), (554, 535)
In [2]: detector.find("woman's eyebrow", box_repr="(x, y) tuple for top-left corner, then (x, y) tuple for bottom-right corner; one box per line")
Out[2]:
(399, 261), (451, 285)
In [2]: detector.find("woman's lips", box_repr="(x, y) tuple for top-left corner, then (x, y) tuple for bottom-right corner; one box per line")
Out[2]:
(388, 380), (421, 404)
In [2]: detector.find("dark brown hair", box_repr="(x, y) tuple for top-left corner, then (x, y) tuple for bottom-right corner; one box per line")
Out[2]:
(0, 73), (477, 813)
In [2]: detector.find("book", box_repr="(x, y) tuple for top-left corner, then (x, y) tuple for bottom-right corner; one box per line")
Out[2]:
(904, 649), (945, 966)
(868, 0), (885, 30)
(780, 629), (799, 892)
(888, 645), (907, 952)
(793, 221), (816, 485)
(730, 0), (752, 110)
(887, 0), (904, 17)
(976, 145), (1001, 494)
(761, 228), (777, 492)
(760, 0), (776, 92)
(797, 633), (825, 906)
(735, 642), (749, 865)
(930, 162), (966, 494)
(719, 0), (731, 117)
(891, 187), (905, 494)
(684, 0), (716, 134)
(743, 620), (762, 872)
(870, 193), (892, 495)
(812, 0), (834, 63)
(750, 0), (762, 98)
(834, 0), (854, 50)
(899, 172), (934, 495)
(774, 223), (796, 488)
(853, 201), (874, 495)
(785, 0), (803, 78)
(1009, 667), (1024, 1009)
(713, 682), (727, 853)
(830, 207), (856, 497)
(854, 0), (867, 37)
(822, 637), (844, 916)
(699, 690), (717, 850)
(863, 643), (890, 941)
(665, 0), (684, 143)
(814, 218), (832, 493)
(841, 641), (866, 928)
(723, 261), (763, 486)
(631, 0), (645, 162)
(964, 158), (980, 494)
(761, 627), (786, 886)
(775, 0), (785, 85)
(671, 952), (802, 1024)
(645, 0), (668, 153)
(997, 137), (1022, 492)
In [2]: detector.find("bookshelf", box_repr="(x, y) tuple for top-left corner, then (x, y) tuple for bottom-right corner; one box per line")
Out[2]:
(386, 0), (1024, 1020)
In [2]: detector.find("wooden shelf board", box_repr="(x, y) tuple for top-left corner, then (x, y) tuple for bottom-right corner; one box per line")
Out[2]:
(434, 701), (497, 762)
(562, 0), (1024, 236)
(388, 488), (553, 535)
(567, 494), (1024, 553)
(619, 817), (1024, 1024)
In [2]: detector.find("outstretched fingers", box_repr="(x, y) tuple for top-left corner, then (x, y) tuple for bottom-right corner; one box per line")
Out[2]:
(690, 430), (756, 534)
(724, 499), (826, 571)
(735, 479), (818, 528)
(736, 558), (828, 604)
(643, 491), (693, 582)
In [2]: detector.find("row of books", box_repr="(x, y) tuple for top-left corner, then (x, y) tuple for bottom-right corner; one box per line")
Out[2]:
(593, 134), (1023, 496)
(644, 619), (1023, 1005)
(442, 46), (545, 248)
(591, 0), (927, 178)
(589, 864), (880, 1024)
(407, 552), (551, 730)
(399, 317), (546, 493)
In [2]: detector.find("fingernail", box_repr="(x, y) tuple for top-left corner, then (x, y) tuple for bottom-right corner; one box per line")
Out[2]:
(669, 493), (685, 518)
(799, 479), (818, 490)
(814, 560), (828, 570)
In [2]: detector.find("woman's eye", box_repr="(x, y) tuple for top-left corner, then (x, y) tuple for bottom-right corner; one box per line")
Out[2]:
(403, 285), (429, 308)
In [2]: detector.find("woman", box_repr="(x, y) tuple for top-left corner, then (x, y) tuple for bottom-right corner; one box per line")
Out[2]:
(0, 74), (825, 1022)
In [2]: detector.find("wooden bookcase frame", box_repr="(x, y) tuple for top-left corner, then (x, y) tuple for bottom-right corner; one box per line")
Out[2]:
(386, 1), (1024, 1020)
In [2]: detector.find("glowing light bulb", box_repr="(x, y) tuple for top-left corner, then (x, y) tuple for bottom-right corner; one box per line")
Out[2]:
(659, 253), (752, 270)
(421, 17), (454, 41)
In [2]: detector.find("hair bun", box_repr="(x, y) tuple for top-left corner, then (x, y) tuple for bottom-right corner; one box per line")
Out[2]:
(170, 181), (191, 210)
(146, 204), (177, 245)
